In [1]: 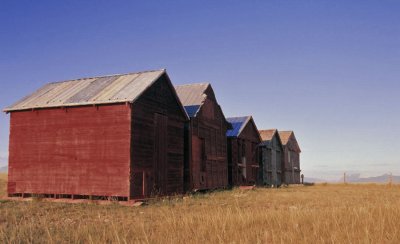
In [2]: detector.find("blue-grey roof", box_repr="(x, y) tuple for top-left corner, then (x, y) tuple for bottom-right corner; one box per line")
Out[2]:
(184, 105), (201, 117)
(226, 116), (251, 137)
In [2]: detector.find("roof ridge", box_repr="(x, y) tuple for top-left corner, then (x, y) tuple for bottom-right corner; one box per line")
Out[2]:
(227, 115), (251, 119)
(175, 82), (210, 87)
(47, 69), (166, 85)
(4, 69), (167, 112)
(259, 128), (277, 132)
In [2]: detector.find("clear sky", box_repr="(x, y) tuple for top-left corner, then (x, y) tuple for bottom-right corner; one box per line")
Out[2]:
(1, 1), (399, 180)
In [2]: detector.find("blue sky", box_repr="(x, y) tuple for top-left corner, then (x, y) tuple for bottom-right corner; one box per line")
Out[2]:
(1, 1), (399, 179)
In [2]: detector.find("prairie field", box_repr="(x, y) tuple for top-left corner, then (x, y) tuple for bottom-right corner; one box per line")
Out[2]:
(0, 173), (399, 244)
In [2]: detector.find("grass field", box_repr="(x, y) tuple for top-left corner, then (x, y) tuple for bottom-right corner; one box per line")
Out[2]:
(1, 173), (400, 243)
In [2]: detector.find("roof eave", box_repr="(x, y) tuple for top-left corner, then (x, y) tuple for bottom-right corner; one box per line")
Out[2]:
(163, 72), (190, 122)
(233, 116), (251, 138)
(3, 100), (135, 113)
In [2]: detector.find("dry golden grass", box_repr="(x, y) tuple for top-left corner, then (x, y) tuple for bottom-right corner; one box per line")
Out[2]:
(1, 173), (400, 243)
(0, 173), (6, 197)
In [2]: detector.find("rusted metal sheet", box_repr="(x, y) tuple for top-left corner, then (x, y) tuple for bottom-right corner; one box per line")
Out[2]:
(66, 77), (118, 103)
(92, 74), (139, 101)
(47, 78), (95, 105)
(226, 116), (262, 187)
(4, 69), (165, 112)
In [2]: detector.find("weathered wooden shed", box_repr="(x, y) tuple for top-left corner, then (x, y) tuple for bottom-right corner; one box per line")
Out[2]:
(258, 129), (284, 187)
(279, 131), (301, 184)
(4, 69), (188, 200)
(175, 83), (229, 191)
(226, 116), (262, 187)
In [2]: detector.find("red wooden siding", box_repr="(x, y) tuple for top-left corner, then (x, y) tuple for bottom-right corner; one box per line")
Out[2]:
(8, 104), (131, 197)
(6, 70), (188, 201)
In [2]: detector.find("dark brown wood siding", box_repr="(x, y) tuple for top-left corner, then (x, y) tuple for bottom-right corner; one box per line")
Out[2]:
(260, 134), (284, 186)
(228, 121), (261, 187)
(130, 75), (186, 199)
(282, 138), (301, 184)
(186, 90), (228, 191)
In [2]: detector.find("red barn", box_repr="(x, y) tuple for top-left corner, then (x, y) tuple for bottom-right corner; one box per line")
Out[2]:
(226, 116), (262, 187)
(4, 69), (188, 200)
(279, 131), (302, 184)
(175, 83), (229, 191)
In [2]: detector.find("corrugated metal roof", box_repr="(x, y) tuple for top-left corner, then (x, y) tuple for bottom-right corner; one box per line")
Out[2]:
(279, 130), (301, 152)
(259, 129), (278, 142)
(175, 83), (209, 106)
(278, 131), (293, 145)
(226, 116), (251, 137)
(175, 83), (210, 117)
(4, 69), (165, 112)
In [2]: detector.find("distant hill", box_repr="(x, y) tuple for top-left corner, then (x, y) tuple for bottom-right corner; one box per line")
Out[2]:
(304, 174), (400, 184)
(304, 177), (328, 183)
(0, 166), (8, 173)
(339, 174), (400, 183)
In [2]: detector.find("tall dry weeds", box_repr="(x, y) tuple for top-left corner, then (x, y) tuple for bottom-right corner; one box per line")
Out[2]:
(0, 173), (399, 243)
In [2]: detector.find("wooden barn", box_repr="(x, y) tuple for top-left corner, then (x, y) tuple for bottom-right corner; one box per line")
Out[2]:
(279, 131), (301, 184)
(258, 129), (284, 187)
(226, 116), (262, 187)
(4, 69), (188, 200)
(175, 83), (229, 191)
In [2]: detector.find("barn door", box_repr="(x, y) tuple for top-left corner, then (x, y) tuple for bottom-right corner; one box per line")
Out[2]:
(154, 113), (168, 195)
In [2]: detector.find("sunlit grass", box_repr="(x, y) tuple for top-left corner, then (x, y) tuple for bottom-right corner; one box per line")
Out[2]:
(0, 173), (399, 243)
(0, 173), (6, 197)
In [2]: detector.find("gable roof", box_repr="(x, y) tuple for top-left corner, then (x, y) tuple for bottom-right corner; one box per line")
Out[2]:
(279, 131), (301, 152)
(226, 116), (251, 137)
(259, 129), (284, 148)
(226, 116), (261, 141)
(278, 131), (293, 145)
(259, 129), (278, 142)
(4, 69), (169, 112)
(174, 82), (210, 117)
